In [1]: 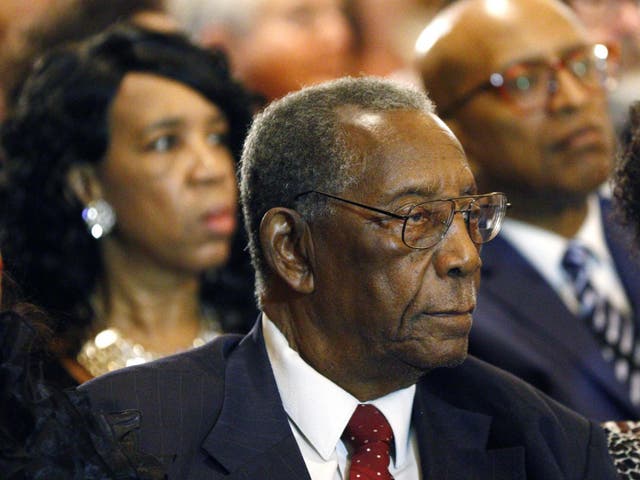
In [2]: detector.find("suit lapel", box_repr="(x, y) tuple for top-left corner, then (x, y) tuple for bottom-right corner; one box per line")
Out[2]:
(413, 382), (525, 480)
(480, 236), (631, 408)
(202, 322), (311, 480)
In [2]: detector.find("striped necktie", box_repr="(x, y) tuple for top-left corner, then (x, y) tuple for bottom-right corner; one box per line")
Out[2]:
(561, 241), (640, 405)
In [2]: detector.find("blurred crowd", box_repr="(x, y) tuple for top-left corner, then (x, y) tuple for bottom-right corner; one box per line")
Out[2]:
(2, 0), (640, 477)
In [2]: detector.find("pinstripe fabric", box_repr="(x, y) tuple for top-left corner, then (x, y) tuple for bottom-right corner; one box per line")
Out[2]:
(81, 319), (617, 479)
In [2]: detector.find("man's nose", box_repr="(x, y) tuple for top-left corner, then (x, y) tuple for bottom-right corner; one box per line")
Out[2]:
(547, 67), (593, 114)
(433, 213), (482, 279)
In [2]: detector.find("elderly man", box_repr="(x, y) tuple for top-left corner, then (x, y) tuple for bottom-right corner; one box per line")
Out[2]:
(80, 77), (616, 479)
(416, 0), (640, 420)
(166, 0), (354, 102)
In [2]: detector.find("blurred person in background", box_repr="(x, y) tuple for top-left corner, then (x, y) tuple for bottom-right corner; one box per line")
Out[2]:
(0, 0), (53, 120)
(564, 0), (640, 69)
(562, 0), (640, 133)
(416, 0), (640, 420)
(347, 0), (444, 86)
(166, 0), (355, 103)
(0, 23), (256, 387)
(0, 0), (178, 122)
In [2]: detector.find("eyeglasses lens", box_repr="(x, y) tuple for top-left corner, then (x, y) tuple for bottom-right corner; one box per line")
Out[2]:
(403, 194), (506, 249)
(502, 48), (605, 112)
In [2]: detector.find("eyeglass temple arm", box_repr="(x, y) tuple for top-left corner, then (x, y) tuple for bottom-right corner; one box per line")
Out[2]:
(439, 81), (495, 119)
(295, 190), (407, 220)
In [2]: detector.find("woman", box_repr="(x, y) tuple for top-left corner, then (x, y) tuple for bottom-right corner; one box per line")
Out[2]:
(0, 0), (176, 122)
(616, 101), (640, 243)
(0, 23), (257, 386)
(609, 101), (640, 480)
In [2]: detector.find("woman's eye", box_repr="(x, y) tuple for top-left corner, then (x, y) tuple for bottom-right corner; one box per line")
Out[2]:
(207, 132), (229, 147)
(148, 134), (177, 152)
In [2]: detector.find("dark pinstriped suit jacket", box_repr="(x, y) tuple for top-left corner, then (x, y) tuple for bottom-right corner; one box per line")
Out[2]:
(469, 198), (640, 421)
(81, 320), (617, 479)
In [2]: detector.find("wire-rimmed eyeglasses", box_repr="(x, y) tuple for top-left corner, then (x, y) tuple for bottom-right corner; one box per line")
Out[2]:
(294, 190), (509, 250)
(440, 43), (618, 118)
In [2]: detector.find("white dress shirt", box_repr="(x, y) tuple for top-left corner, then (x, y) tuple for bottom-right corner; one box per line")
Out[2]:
(262, 315), (422, 480)
(498, 194), (630, 317)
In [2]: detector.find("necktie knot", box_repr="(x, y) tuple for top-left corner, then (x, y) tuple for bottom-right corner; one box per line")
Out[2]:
(343, 404), (394, 480)
(561, 241), (592, 282)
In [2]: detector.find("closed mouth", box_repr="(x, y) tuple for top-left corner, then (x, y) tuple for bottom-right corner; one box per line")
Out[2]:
(202, 206), (236, 235)
(552, 125), (604, 151)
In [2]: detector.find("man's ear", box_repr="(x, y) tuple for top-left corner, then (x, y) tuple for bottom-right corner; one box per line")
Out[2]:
(65, 164), (103, 205)
(260, 207), (315, 294)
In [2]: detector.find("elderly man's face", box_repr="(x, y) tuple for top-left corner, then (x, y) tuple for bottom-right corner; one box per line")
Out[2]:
(303, 109), (481, 387)
(433, 0), (615, 199)
(234, 0), (353, 101)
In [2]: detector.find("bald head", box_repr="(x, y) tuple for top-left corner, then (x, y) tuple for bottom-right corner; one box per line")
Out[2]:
(415, 0), (588, 115)
(413, 0), (615, 223)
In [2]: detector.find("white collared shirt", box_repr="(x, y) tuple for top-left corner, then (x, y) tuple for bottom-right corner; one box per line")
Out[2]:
(262, 315), (422, 480)
(498, 194), (630, 316)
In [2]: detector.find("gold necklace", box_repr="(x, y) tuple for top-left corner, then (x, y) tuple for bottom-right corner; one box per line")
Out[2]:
(76, 317), (220, 378)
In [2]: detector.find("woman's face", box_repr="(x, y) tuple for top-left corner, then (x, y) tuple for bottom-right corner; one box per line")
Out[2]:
(97, 73), (238, 273)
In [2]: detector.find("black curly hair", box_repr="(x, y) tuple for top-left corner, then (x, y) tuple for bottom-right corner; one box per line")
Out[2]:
(0, 312), (166, 479)
(614, 101), (640, 249)
(0, 23), (257, 354)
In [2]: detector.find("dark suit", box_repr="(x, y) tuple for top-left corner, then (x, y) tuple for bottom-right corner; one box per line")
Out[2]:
(81, 321), (617, 479)
(469, 199), (640, 421)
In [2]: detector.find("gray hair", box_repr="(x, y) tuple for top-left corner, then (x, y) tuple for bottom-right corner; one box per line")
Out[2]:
(239, 76), (434, 298)
(166, 0), (260, 40)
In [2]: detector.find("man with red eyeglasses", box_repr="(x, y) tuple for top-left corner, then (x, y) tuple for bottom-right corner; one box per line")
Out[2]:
(416, 0), (640, 421)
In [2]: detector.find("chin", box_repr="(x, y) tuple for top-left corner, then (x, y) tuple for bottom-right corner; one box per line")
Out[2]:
(423, 339), (469, 370)
(437, 351), (468, 369)
(401, 347), (468, 377)
(197, 243), (232, 270)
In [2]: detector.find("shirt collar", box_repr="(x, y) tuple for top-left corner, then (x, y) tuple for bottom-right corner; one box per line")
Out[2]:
(500, 194), (609, 273)
(262, 314), (416, 468)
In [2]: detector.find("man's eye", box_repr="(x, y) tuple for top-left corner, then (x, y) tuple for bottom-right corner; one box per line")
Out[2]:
(148, 135), (176, 152)
(408, 210), (428, 223)
(569, 58), (592, 78)
(506, 73), (539, 92)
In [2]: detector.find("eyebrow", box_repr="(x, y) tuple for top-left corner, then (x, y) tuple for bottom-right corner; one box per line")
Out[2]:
(500, 42), (589, 69)
(380, 182), (478, 208)
(382, 185), (438, 204)
(142, 112), (228, 135)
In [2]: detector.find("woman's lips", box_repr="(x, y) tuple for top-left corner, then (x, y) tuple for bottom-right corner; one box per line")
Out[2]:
(202, 207), (236, 236)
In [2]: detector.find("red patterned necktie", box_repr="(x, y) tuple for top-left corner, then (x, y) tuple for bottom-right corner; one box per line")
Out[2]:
(342, 404), (394, 480)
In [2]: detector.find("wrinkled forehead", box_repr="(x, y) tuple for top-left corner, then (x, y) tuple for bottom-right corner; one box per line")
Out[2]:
(336, 107), (474, 197)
